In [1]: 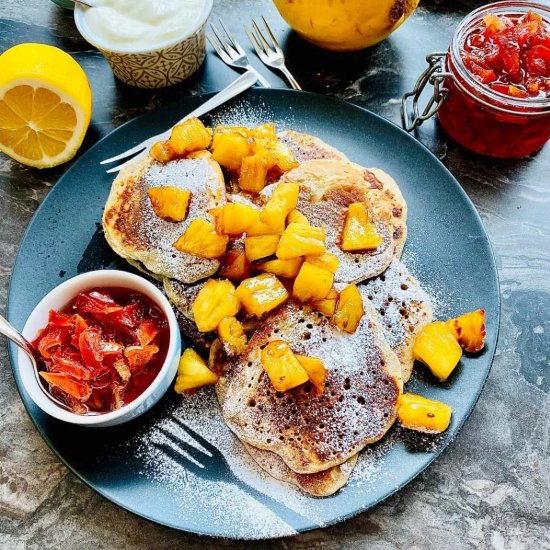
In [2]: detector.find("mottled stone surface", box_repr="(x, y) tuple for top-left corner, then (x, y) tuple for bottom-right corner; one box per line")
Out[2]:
(0, 0), (549, 548)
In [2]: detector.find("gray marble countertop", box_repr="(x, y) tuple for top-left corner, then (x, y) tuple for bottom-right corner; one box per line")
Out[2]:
(1, 0), (549, 548)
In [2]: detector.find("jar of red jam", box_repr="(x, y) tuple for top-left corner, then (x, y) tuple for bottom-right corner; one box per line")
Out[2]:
(402, 1), (550, 158)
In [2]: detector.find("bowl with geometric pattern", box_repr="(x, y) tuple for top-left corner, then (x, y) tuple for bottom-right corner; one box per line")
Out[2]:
(74, 0), (212, 88)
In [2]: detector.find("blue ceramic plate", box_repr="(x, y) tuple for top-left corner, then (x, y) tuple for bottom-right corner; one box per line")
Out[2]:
(7, 89), (499, 539)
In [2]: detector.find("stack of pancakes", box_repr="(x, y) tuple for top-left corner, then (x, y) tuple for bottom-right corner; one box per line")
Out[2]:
(103, 129), (433, 496)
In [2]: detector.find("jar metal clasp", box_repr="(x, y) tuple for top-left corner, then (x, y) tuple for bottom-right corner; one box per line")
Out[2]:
(401, 52), (453, 132)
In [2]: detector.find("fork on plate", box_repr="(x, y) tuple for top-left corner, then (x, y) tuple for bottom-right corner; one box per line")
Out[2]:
(207, 19), (271, 88)
(246, 17), (301, 90)
(153, 416), (318, 531)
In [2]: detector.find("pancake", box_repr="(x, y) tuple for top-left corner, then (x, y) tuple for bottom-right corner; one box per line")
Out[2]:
(245, 443), (357, 497)
(216, 369), (357, 496)
(278, 129), (349, 163)
(216, 298), (402, 474)
(278, 130), (408, 260)
(103, 155), (226, 283)
(363, 166), (408, 258)
(360, 259), (433, 382)
(269, 160), (400, 283)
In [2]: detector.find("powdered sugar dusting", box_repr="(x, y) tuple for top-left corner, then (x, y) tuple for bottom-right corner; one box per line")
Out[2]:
(219, 300), (401, 474)
(207, 97), (296, 131)
(360, 259), (433, 380)
(132, 389), (336, 537)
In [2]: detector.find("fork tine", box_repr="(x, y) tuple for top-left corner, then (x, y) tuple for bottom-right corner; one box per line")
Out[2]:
(252, 19), (272, 53)
(157, 427), (209, 464)
(261, 16), (282, 53)
(246, 27), (265, 58)
(99, 142), (146, 165)
(218, 18), (243, 54)
(206, 32), (225, 58)
(210, 22), (234, 56)
(152, 443), (206, 476)
(105, 150), (148, 173)
(170, 417), (221, 458)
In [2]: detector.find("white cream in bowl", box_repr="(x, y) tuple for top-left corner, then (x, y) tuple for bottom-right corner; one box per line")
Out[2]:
(82, 0), (205, 51)
(74, 0), (212, 88)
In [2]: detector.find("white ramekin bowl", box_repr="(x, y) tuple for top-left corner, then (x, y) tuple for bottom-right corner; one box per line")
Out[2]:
(73, 0), (213, 88)
(17, 270), (181, 427)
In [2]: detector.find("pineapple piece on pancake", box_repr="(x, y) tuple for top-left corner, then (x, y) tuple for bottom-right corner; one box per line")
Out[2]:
(359, 259), (433, 383)
(276, 130), (407, 258)
(262, 160), (400, 283)
(103, 155), (226, 284)
(216, 298), (402, 475)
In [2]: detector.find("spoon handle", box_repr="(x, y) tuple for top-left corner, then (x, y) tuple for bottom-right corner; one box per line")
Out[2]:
(0, 313), (36, 362)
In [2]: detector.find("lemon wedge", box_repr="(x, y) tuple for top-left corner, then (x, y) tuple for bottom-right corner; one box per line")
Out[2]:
(0, 43), (92, 168)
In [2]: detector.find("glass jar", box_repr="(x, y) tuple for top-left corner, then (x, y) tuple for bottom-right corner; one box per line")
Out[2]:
(402, 1), (550, 158)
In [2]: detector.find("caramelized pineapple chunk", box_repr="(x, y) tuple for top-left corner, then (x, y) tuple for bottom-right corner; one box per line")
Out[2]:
(260, 183), (299, 230)
(287, 209), (309, 226)
(276, 222), (326, 259)
(217, 317), (247, 356)
(187, 149), (212, 160)
(446, 309), (486, 353)
(244, 235), (280, 262)
(212, 203), (260, 236)
(173, 219), (228, 259)
(296, 355), (327, 393)
(333, 284), (364, 334)
(248, 123), (277, 140)
(261, 340), (309, 392)
(214, 125), (248, 137)
(255, 257), (303, 278)
(305, 252), (339, 274)
(261, 139), (298, 172)
(239, 154), (268, 193)
(413, 321), (463, 381)
(174, 348), (219, 393)
(219, 248), (251, 282)
(192, 279), (241, 332)
(246, 212), (285, 236)
(150, 140), (176, 163)
(208, 338), (224, 373)
(235, 274), (289, 318)
(312, 288), (339, 316)
(147, 186), (190, 223)
(397, 393), (452, 433)
(250, 140), (277, 170)
(341, 202), (383, 252)
(168, 117), (212, 155)
(211, 131), (250, 170)
(293, 262), (334, 302)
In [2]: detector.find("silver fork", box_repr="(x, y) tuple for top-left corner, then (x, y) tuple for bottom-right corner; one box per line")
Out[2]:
(99, 70), (259, 172)
(246, 17), (301, 91)
(207, 19), (271, 88)
(154, 417), (318, 530)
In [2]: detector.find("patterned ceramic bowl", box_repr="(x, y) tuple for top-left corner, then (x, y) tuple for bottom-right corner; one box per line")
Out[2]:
(74, 0), (212, 89)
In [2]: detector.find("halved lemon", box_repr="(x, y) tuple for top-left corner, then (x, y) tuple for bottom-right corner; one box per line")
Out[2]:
(0, 43), (92, 169)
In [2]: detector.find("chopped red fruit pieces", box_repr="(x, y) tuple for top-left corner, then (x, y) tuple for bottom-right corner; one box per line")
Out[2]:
(137, 319), (160, 346)
(461, 10), (550, 98)
(32, 288), (169, 414)
(39, 372), (92, 401)
(37, 327), (68, 359)
(125, 344), (160, 371)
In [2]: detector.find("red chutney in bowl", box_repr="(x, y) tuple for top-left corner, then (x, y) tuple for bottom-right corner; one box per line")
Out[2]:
(437, 2), (550, 158)
(32, 288), (169, 414)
